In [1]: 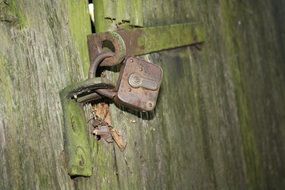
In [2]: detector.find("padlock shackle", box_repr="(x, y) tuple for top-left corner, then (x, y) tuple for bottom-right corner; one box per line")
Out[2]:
(88, 51), (115, 79)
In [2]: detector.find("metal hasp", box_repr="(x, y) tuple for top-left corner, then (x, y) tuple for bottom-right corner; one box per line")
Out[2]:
(87, 23), (205, 66)
(60, 78), (114, 177)
(60, 22), (204, 177)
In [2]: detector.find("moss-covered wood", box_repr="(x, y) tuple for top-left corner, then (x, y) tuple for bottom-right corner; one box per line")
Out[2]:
(0, 0), (91, 189)
(0, 0), (285, 189)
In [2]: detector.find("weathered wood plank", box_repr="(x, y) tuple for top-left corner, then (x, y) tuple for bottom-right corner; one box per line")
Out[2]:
(89, 0), (285, 189)
(0, 0), (91, 189)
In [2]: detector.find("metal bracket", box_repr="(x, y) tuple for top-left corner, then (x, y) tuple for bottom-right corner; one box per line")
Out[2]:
(88, 23), (205, 66)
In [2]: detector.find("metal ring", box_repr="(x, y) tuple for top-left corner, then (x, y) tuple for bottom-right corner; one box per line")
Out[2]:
(88, 51), (115, 79)
(94, 32), (126, 66)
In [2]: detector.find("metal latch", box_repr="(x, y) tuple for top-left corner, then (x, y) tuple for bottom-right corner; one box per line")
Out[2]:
(87, 23), (205, 66)
(60, 22), (205, 177)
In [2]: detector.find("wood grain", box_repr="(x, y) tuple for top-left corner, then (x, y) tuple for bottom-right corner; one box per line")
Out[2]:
(0, 0), (284, 189)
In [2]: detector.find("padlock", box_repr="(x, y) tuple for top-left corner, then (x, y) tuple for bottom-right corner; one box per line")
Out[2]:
(114, 57), (163, 111)
(60, 53), (163, 177)
(78, 55), (163, 112)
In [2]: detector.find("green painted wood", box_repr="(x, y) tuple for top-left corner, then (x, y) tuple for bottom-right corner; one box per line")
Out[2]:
(0, 0), (285, 190)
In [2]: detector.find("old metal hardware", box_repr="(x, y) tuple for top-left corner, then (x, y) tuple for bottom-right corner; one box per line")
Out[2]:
(60, 54), (141, 177)
(93, 126), (113, 143)
(86, 54), (163, 111)
(64, 78), (115, 103)
(82, 49), (163, 111)
(60, 51), (131, 177)
(90, 117), (127, 151)
(114, 57), (163, 111)
(83, 23), (204, 109)
(63, 52), (117, 105)
(88, 23), (205, 66)
(60, 22), (204, 177)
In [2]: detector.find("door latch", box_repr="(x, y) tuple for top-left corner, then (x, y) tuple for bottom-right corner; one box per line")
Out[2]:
(61, 22), (204, 177)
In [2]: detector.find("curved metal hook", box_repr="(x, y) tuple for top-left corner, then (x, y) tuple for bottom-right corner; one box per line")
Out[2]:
(88, 51), (115, 79)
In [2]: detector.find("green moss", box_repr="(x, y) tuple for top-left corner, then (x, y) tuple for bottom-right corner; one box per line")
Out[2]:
(94, 0), (116, 32)
(67, 0), (91, 77)
(60, 97), (93, 177)
(130, 0), (143, 27)
(136, 23), (205, 55)
(221, 0), (264, 188)
(0, 0), (27, 28)
(59, 77), (115, 177)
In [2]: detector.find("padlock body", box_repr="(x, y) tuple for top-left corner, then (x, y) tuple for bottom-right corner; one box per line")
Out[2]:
(115, 57), (163, 111)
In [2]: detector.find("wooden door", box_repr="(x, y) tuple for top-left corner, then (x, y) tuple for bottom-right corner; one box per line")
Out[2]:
(0, 0), (285, 189)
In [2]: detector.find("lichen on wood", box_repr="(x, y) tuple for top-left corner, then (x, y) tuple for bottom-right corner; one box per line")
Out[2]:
(0, 0), (285, 189)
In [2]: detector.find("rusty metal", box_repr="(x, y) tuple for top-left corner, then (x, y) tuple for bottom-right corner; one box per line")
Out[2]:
(88, 23), (205, 66)
(88, 51), (115, 78)
(67, 23), (196, 110)
(72, 51), (117, 103)
(114, 57), (163, 111)
(93, 125), (113, 143)
(83, 23), (203, 108)
(63, 78), (114, 101)
(90, 116), (126, 151)
(90, 114), (113, 142)
(87, 31), (126, 67)
(77, 57), (163, 111)
(92, 126), (126, 151)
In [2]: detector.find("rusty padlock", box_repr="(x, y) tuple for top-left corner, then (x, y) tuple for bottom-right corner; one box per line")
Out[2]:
(67, 55), (163, 112)
(114, 57), (163, 111)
